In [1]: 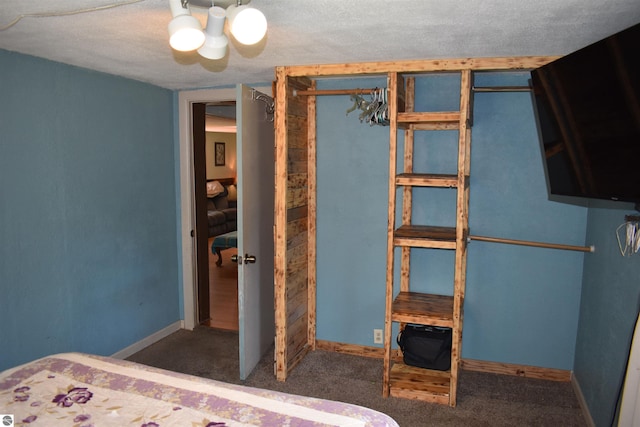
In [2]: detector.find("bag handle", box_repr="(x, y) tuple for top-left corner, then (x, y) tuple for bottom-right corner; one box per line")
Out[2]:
(396, 328), (404, 350)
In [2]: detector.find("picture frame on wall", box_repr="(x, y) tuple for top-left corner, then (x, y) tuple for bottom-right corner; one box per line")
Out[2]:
(215, 142), (225, 166)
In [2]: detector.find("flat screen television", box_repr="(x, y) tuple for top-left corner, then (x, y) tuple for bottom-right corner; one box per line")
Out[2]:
(530, 23), (640, 206)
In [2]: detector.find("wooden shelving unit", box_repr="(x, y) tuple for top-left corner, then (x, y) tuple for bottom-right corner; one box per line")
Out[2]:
(391, 292), (454, 326)
(273, 56), (557, 393)
(382, 70), (472, 406)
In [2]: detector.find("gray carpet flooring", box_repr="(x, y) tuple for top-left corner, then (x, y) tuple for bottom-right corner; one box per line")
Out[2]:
(127, 327), (587, 426)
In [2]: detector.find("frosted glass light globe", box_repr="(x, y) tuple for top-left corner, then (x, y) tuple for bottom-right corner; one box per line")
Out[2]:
(227, 5), (267, 45)
(168, 8), (205, 51)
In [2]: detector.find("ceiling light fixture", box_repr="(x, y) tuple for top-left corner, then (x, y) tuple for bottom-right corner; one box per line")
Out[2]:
(168, 0), (205, 51)
(168, 0), (267, 58)
(226, 2), (267, 45)
(198, 6), (228, 59)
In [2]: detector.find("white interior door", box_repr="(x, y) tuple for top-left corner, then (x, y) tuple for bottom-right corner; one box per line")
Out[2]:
(236, 84), (275, 380)
(619, 313), (640, 426)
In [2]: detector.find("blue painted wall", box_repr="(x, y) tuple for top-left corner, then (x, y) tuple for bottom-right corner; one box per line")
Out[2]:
(574, 204), (640, 426)
(465, 72), (587, 369)
(1, 49), (630, 425)
(315, 72), (587, 370)
(316, 78), (390, 345)
(0, 50), (179, 371)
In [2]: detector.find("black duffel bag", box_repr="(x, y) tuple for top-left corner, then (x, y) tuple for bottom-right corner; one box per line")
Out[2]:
(397, 324), (452, 371)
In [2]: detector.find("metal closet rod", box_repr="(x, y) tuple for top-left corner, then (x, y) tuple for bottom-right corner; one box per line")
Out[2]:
(293, 85), (531, 96)
(293, 88), (381, 96)
(472, 86), (532, 92)
(468, 234), (595, 253)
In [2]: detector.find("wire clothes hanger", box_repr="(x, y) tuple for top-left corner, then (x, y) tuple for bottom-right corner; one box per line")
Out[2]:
(617, 217), (640, 256)
(346, 87), (389, 127)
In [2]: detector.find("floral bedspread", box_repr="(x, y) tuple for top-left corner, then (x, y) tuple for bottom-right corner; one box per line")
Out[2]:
(0, 353), (398, 427)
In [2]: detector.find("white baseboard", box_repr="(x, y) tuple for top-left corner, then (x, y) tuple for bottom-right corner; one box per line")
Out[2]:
(111, 320), (183, 359)
(571, 373), (596, 427)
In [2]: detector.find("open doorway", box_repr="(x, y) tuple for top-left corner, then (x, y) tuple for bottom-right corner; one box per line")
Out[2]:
(178, 85), (275, 380)
(207, 244), (238, 330)
(203, 102), (239, 331)
(179, 86), (272, 331)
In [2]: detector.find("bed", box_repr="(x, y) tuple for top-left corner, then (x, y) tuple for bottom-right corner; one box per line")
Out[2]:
(0, 353), (399, 426)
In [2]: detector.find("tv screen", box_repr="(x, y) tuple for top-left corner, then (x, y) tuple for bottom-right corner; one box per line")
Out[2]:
(530, 23), (640, 205)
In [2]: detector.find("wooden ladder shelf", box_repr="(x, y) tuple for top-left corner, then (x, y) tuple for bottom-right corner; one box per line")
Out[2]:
(382, 70), (472, 406)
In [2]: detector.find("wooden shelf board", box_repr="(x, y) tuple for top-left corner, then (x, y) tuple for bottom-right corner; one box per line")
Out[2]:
(395, 224), (456, 240)
(396, 173), (458, 188)
(394, 225), (457, 249)
(402, 122), (460, 131)
(389, 362), (450, 404)
(392, 292), (454, 327)
(393, 237), (456, 249)
(397, 111), (460, 124)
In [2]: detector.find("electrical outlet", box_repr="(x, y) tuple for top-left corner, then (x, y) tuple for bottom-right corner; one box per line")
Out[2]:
(373, 329), (383, 344)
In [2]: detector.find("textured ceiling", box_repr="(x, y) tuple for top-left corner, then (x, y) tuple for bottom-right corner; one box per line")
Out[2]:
(1, 0), (639, 90)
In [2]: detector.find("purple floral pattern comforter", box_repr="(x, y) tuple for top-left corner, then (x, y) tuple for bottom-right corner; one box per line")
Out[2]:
(0, 353), (399, 427)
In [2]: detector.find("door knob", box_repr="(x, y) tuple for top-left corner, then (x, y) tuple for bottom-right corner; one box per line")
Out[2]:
(231, 254), (242, 264)
(244, 254), (256, 264)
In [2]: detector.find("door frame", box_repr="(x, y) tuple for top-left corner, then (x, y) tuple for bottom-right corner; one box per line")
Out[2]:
(178, 86), (272, 330)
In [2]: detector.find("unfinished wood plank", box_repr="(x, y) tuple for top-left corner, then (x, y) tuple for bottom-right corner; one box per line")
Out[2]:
(284, 75), (314, 90)
(287, 172), (308, 189)
(394, 237), (456, 250)
(287, 146), (308, 162)
(389, 362), (450, 404)
(286, 286), (308, 325)
(287, 227), (307, 252)
(391, 292), (454, 327)
(287, 132), (307, 151)
(307, 81), (317, 349)
(389, 388), (450, 404)
(288, 129), (308, 149)
(400, 78), (414, 295)
(286, 216), (308, 238)
(274, 67), (289, 382)
(275, 73), (313, 382)
(285, 245), (308, 275)
(401, 78), (415, 230)
(396, 74), (406, 114)
(285, 344), (311, 377)
(305, 341), (571, 384)
(279, 56), (559, 78)
(287, 313), (310, 361)
(396, 173), (458, 187)
(286, 236), (308, 267)
(286, 114), (308, 133)
(286, 217), (308, 248)
(287, 205), (308, 222)
(398, 111), (461, 124)
(383, 72), (400, 398)
(288, 160), (308, 175)
(403, 122), (461, 131)
(395, 224), (456, 239)
(286, 241), (307, 272)
(449, 68), (473, 407)
(287, 187), (308, 210)
(315, 340), (385, 359)
(461, 359), (572, 382)
(286, 94), (309, 117)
